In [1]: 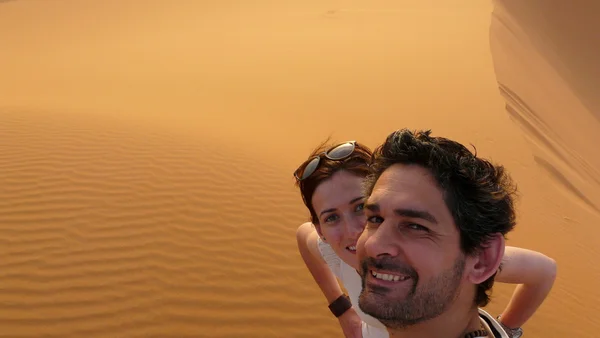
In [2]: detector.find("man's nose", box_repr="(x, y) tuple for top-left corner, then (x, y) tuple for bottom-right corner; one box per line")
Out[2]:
(363, 221), (401, 258)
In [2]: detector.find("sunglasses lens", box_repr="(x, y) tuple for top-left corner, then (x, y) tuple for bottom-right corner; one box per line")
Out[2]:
(299, 157), (320, 180)
(327, 142), (355, 160)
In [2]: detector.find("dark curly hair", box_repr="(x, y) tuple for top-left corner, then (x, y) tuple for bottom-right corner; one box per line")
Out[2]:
(363, 128), (518, 307)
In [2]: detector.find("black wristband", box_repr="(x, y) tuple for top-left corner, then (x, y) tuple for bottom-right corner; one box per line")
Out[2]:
(328, 294), (352, 317)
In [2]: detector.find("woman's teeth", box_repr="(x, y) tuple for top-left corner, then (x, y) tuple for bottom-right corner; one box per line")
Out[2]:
(371, 270), (410, 282)
(347, 245), (356, 251)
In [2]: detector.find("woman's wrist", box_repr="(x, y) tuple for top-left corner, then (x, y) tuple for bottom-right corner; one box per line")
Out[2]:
(328, 294), (352, 317)
(497, 315), (524, 338)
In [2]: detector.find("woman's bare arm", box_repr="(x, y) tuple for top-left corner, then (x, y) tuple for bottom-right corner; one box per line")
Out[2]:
(296, 222), (345, 303)
(495, 246), (557, 328)
(296, 222), (363, 337)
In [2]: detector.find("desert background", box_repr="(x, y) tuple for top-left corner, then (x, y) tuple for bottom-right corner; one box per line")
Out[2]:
(0, 0), (598, 337)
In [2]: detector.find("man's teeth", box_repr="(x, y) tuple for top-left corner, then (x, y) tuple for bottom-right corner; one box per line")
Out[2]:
(371, 271), (410, 282)
(347, 245), (356, 251)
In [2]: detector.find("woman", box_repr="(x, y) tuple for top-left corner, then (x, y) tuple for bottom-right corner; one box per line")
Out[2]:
(295, 140), (557, 338)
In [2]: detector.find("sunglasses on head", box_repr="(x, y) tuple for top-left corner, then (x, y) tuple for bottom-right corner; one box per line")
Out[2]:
(294, 141), (357, 181)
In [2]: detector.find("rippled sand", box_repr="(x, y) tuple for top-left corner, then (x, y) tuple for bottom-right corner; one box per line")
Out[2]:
(0, 1), (596, 337)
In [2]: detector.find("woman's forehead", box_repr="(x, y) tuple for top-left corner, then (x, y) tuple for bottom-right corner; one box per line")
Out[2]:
(312, 172), (365, 211)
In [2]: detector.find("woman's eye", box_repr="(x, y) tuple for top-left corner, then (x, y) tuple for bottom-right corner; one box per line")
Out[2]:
(324, 214), (339, 223)
(355, 203), (365, 212)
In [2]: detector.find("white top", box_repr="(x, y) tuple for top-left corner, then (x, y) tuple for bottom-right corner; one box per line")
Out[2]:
(316, 238), (510, 338)
(317, 238), (390, 338)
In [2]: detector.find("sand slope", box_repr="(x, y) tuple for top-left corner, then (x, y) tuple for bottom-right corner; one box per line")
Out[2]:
(490, 3), (600, 335)
(0, 110), (334, 337)
(491, 0), (600, 213)
(0, 0), (596, 336)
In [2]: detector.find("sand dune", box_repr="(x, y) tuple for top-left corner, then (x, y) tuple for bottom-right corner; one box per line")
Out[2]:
(0, 110), (330, 337)
(0, 0), (597, 337)
(489, 1), (600, 335)
(491, 0), (600, 214)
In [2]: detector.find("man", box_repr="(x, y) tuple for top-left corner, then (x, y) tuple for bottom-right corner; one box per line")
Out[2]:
(357, 129), (518, 338)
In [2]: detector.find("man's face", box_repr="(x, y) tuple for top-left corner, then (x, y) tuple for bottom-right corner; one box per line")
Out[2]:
(357, 163), (469, 329)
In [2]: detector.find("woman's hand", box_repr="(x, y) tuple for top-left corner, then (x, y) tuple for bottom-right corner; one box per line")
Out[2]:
(337, 308), (363, 338)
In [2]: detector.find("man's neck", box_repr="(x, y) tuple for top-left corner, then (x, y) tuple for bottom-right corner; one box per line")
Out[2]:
(386, 302), (482, 338)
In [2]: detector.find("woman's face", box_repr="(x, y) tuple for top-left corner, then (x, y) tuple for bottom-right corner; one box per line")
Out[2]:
(311, 170), (367, 270)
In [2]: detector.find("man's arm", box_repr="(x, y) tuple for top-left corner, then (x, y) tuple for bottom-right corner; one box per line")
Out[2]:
(495, 246), (557, 328)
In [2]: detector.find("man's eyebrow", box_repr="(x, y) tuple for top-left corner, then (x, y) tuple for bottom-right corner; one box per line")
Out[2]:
(319, 196), (365, 217)
(364, 203), (438, 224)
(394, 208), (438, 224)
(364, 202), (379, 212)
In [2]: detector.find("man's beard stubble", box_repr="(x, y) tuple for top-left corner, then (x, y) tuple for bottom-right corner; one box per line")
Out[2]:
(358, 255), (466, 330)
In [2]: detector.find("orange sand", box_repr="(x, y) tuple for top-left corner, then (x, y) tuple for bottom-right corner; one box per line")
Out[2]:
(0, 0), (596, 336)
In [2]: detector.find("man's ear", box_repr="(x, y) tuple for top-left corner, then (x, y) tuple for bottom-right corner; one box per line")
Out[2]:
(466, 233), (505, 284)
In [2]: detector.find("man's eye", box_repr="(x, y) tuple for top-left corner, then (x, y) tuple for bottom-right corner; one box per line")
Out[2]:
(367, 216), (383, 224)
(355, 203), (365, 212)
(408, 223), (428, 232)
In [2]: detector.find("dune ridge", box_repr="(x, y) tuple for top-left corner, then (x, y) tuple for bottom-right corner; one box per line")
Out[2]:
(490, 1), (600, 336)
(491, 1), (600, 214)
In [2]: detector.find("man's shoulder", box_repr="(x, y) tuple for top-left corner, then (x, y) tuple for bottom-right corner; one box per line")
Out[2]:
(478, 308), (510, 338)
